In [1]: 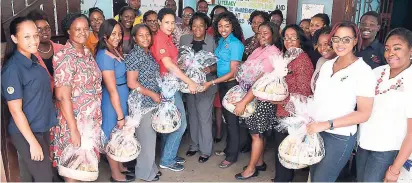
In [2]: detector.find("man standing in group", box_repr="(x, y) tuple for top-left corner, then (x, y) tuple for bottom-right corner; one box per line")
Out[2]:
(114, 0), (143, 25)
(357, 11), (386, 69)
(165, 0), (182, 24)
(197, 0), (209, 14)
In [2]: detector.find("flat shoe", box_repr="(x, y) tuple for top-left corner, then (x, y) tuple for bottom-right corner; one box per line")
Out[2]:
(215, 151), (225, 156)
(121, 170), (135, 177)
(157, 171), (162, 176)
(198, 156), (209, 163)
(235, 170), (259, 180)
(214, 138), (222, 143)
(219, 161), (234, 169)
(152, 175), (159, 181)
(110, 175), (135, 182)
(186, 150), (197, 157)
(242, 162), (267, 171)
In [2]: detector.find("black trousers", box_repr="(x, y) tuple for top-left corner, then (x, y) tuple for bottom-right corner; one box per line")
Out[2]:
(11, 132), (53, 182)
(273, 130), (295, 182)
(219, 80), (240, 162)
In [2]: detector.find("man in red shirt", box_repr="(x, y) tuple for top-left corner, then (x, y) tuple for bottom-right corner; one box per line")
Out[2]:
(150, 8), (200, 172)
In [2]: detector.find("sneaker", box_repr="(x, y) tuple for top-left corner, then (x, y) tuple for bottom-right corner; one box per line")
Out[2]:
(175, 156), (186, 164)
(159, 163), (185, 172)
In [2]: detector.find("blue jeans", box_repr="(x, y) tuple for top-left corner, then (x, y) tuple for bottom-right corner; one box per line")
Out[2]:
(310, 132), (357, 182)
(160, 91), (187, 166)
(356, 147), (398, 182)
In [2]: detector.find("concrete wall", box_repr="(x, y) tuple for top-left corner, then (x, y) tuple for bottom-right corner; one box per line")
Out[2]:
(296, 0), (333, 23)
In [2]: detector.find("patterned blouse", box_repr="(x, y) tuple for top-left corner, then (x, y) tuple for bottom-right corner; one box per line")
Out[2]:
(277, 52), (314, 117)
(172, 23), (191, 47)
(125, 46), (161, 109)
(243, 35), (260, 60)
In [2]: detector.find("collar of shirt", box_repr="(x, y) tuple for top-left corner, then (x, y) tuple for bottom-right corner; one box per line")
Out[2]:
(136, 9), (142, 16)
(63, 40), (92, 58)
(157, 29), (173, 44)
(219, 33), (235, 45)
(13, 51), (39, 68)
(363, 39), (381, 51)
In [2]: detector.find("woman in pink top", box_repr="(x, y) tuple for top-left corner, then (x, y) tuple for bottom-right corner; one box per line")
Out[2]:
(233, 22), (282, 180)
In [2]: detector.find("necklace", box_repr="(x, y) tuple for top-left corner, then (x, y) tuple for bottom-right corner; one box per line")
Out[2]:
(375, 68), (404, 95)
(37, 43), (52, 54)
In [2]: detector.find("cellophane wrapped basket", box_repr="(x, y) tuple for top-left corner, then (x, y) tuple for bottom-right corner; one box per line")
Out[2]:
(152, 74), (181, 133)
(399, 154), (412, 182)
(276, 94), (325, 169)
(58, 122), (104, 181)
(222, 62), (262, 118)
(105, 90), (154, 162)
(252, 48), (303, 101)
(177, 46), (217, 93)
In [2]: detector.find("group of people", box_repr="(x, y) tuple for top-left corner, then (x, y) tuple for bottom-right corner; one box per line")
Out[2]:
(1, 0), (412, 182)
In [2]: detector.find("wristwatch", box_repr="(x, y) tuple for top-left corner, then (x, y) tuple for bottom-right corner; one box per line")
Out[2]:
(328, 120), (334, 130)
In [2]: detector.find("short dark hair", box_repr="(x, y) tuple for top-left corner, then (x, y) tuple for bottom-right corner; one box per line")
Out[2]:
(143, 10), (157, 22)
(313, 26), (332, 45)
(269, 10), (283, 21)
(213, 11), (243, 43)
(118, 6), (135, 17)
(183, 6), (195, 13)
(259, 22), (281, 48)
(189, 12), (211, 29)
(312, 13), (330, 27)
(131, 24), (153, 48)
(89, 7), (105, 19)
(27, 9), (49, 23)
(360, 11), (381, 25)
(281, 24), (312, 53)
(157, 8), (176, 21)
(299, 19), (310, 25)
(96, 19), (124, 53)
(197, 0), (208, 6)
(330, 21), (362, 52)
(385, 27), (412, 48)
(210, 5), (227, 21)
(248, 10), (270, 25)
(61, 13), (90, 38)
(4, 17), (34, 62)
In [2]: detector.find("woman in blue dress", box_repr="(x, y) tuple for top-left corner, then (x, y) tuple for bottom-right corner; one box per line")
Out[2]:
(95, 19), (134, 182)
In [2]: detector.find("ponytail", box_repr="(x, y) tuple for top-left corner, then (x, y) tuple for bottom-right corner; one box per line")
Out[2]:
(3, 16), (33, 65)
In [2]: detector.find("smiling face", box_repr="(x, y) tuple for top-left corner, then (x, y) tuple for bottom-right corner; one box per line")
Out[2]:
(182, 8), (194, 26)
(11, 21), (40, 55)
(251, 15), (264, 34)
(34, 20), (51, 43)
(165, 0), (177, 12)
(192, 18), (206, 40)
(68, 17), (90, 45)
(384, 35), (412, 69)
(300, 21), (310, 38)
(218, 19), (233, 39)
(284, 28), (301, 49)
(145, 13), (158, 33)
(120, 9), (136, 29)
(90, 11), (104, 33)
(134, 26), (152, 49)
(270, 14), (282, 27)
(258, 25), (273, 47)
(106, 24), (122, 48)
(317, 33), (336, 59)
(359, 15), (380, 40)
(197, 1), (209, 14)
(331, 27), (358, 57)
(310, 17), (325, 36)
(128, 0), (141, 10)
(159, 14), (175, 35)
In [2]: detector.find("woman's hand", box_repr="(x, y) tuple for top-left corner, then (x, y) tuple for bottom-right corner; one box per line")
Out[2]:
(150, 92), (161, 104)
(203, 67), (211, 74)
(201, 81), (213, 92)
(29, 141), (44, 161)
(306, 122), (330, 135)
(117, 118), (125, 129)
(188, 82), (199, 94)
(70, 129), (81, 147)
(233, 101), (247, 116)
(384, 166), (400, 183)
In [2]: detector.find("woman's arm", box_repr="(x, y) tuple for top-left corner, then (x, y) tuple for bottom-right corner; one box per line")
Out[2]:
(162, 56), (199, 93)
(233, 88), (255, 116)
(384, 118), (412, 182)
(208, 61), (240, 85)
(101, 71), (126, 128)
(8, 100), (44, 161)
(127, 71), (160, 103)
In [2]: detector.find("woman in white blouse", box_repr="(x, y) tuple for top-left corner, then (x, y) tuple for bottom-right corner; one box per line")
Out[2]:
(357, 28), (412, 182)
(306, 21), (375, 182)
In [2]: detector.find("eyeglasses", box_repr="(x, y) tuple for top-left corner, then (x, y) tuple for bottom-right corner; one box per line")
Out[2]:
(331, 36), (355, 44)
(283, 37), (299, 42)
(91, 18), (104, 23)
(182, 14), (193, 18)
(145, 20), (157, 24)
(37, 26), (51, 33)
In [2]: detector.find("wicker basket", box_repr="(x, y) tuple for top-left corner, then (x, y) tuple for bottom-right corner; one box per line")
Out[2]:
(106, 140), (141, 162)
(58, 165), (98, 181)
(222, 85), (256, 118)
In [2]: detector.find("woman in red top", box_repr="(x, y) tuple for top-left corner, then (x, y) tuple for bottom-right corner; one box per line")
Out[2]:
(271, 24), (314, 182)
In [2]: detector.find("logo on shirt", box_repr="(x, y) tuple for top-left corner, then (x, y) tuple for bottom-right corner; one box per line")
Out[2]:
(371, 54), (380, 63)
(7, 87), (14, 94)
(160, 49), (165, 54)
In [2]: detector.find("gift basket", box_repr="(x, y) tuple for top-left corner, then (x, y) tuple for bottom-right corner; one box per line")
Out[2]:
(105, 89), (153, 162)
(399, 154), (412, 182)
(222, 61), (262, 118)
(58, 122), (103, 181)
(152, 74), (182, 133)
(252, 48), (303, 101)
(275, 94), (325, 169)
(177, 46), (217, 93)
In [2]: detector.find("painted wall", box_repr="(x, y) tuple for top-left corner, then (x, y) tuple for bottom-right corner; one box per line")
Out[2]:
(296, 0), (333, 24)
(81, 0), (114, 18)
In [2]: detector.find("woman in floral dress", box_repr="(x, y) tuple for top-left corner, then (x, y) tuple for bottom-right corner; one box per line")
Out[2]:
(51, 13), (103, 182)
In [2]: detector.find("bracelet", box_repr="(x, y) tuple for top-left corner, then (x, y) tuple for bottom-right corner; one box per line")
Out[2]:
(117, 117), (125, 121)
(212, 80), (216, 86)
(389, 166), (400, 175)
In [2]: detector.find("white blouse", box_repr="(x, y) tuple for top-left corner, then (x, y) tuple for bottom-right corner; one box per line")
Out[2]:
(359, 65), (412, 151)
(314, 57), (375, 136)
